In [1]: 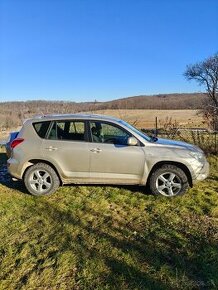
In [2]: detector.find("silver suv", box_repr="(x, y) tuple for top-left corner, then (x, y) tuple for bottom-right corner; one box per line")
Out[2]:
(7, 114), (209, 197)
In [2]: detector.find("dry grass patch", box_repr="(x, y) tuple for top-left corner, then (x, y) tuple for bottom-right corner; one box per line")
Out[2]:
(94, 109), (204, 128)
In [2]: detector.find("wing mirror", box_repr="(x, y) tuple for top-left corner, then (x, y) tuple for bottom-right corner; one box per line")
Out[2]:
(127, 137), (138, 146)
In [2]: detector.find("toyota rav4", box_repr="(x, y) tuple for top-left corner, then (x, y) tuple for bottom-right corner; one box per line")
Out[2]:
(7, 114), (209, 197)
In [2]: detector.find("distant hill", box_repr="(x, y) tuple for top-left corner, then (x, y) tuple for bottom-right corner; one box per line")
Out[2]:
(96, 93), (205, 110)
(0, 93), (206, 130)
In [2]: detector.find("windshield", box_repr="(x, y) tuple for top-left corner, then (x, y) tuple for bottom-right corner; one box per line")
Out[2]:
(119, 120), (151, 141)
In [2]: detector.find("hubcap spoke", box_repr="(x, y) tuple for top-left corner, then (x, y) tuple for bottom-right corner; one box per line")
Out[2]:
(157, 184), (166, 191)
(34, 170), (42, 179)
(159, 175), (168, 183)
(44, 180), (51, 188)
(38, 184), (44, 193)
(169, 173), (176, 182)
(30, 179), (38, 185)
(43, 172), (50, 180)
(171, 182), (182, 189)
(167, 187), (174, 196)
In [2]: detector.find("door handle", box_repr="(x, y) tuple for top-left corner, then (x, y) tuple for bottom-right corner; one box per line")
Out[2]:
(45, 146), (58, 151)
(90, 148), (102, 153)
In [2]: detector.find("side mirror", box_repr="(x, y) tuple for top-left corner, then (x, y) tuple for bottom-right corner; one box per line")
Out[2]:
(127, 137), (138, 146)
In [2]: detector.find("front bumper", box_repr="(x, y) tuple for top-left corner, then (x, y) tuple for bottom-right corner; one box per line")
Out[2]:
(192, 159), (210, 183)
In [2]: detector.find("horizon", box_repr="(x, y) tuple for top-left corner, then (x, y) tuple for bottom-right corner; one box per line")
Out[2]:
(0, 0), (217, 102)
(0, 91), (205, 104)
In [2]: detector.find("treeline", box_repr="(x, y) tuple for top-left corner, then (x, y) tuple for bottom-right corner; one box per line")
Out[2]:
(97, 93), (205, 110)
(0, 101), (89, 130)
(0, 93), (205, 129)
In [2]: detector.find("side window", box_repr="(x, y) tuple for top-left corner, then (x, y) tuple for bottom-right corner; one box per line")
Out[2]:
(33, 121), (51, 138)
(69, 122), (84, 134)
(90, 121), (131, 145)
(48, 120), (85, 141)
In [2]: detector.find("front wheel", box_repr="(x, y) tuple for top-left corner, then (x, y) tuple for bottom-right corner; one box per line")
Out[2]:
(149, 165), (189, 197)
(24, 163), (60, 196)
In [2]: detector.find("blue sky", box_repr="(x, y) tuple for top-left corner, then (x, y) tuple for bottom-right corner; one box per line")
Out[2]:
(0, 0), (217, 102)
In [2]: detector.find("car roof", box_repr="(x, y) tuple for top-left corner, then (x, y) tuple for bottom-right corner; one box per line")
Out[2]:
(26, 113), (122, 123)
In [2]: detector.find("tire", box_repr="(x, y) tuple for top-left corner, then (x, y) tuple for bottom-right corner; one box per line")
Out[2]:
(24, 163), (60, 196)
(149, 164), (189, 197)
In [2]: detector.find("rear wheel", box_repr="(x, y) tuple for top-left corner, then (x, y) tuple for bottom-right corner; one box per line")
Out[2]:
(24, 163), (60, 196)
(149, 165), (189, 197)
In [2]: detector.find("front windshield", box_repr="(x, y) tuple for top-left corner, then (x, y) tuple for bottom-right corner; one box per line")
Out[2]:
(119, 120), (151, 141)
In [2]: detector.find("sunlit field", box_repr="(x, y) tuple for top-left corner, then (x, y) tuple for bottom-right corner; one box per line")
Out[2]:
(0, 148), (217, 289)
(94, 109), (204, 128)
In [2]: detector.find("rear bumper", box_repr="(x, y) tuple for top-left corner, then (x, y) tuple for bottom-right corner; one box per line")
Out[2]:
(7, 158), (22, 179)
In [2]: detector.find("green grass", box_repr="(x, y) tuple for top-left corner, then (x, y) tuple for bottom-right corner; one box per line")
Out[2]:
(0, 150), (217, 290)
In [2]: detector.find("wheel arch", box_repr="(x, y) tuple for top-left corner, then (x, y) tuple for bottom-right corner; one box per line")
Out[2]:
(22, 159), (63, 185)
(147, 161), (193, 187)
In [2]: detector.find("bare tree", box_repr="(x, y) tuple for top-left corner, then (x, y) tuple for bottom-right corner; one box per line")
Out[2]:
(184, 52), (218, 130)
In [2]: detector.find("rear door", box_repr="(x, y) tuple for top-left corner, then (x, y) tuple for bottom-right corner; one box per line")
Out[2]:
(41, 120), (90, 181)
(88, 121), (145, 184)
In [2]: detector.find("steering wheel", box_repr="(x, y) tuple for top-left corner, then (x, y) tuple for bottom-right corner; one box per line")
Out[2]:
(104, 137), (116, 144)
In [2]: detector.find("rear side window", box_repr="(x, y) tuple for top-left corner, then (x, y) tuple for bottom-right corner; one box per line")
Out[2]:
(48, 120), (85, 141)
(33, 121), (51, 138)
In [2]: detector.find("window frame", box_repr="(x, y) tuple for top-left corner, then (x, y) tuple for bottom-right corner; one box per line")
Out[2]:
(45, 119), (89, 142)
(87, 120), (143, 146)
(32, 121), (51, 139)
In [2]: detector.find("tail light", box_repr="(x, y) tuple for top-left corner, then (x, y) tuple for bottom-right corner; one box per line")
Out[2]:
(10, 138), (24, 149)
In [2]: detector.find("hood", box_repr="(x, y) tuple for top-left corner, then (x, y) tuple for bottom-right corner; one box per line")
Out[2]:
(153, 137), (202, 152)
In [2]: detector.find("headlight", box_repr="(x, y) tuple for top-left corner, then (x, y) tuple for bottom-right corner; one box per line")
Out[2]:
(189, 151), (205, 162)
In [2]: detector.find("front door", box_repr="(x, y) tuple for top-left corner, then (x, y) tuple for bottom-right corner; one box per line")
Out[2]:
(88, 121), (145, 184)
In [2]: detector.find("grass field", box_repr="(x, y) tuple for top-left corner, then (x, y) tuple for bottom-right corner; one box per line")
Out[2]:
(93, 109), (204, 128)
(0, 148), (217, 290)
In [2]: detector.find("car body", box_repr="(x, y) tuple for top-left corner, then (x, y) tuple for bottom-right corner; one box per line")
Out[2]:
(7, 114), (209, 197)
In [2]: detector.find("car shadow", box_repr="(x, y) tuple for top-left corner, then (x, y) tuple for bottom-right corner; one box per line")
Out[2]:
(72, 183), (152, 195)
(17, 198), (217, 289)
(63, 183), (153, 195)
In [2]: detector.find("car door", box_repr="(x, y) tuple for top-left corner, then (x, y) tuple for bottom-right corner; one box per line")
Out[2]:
(41, 120), (90, 182)
(88, 121), (145, 184)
